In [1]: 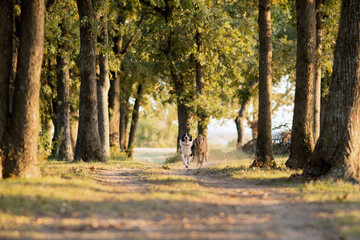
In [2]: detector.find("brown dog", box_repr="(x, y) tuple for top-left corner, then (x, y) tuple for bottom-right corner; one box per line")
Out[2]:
(194, 135), (208, 167)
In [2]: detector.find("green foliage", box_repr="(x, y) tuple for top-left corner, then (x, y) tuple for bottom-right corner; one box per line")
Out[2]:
(38, 131), (52, 161)
(38, 0), (342, 152)
(321, 0), (341, 99)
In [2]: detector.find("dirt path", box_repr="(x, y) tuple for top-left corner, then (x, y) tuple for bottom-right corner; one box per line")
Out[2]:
(0, 149), (352, 239)
(90, 164), (340, 240)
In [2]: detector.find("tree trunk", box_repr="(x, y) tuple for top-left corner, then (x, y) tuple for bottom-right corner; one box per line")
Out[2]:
(127, 83), (144, 158)
(74, 0), (105, 162)
(109, 30), (124, 148)
(97, 18), (110, 158)
(56, 55), (73, 161)
(119, 100), (129, 151)
(304, 0), (360, 182)
(0, 0), (14, 179)
(235, 78), (259, 150)
(171, 58), (192, 152)
(252, 0), (275, 168)
(177, 101), (192, 152)
(56, 23), (73, 161)
(195, 29), (209, 136)
(286, 0), (316, 169)
(2, 0), (44, 178)
(313, 0), (324, 142)
(70, 107), (78, 151)
(119, 102), (127, 151)
(119, 80), (132, 151)
(109, 68), (121, 147)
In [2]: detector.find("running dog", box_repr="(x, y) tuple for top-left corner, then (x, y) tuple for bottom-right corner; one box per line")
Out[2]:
(194, 135), (208, 167)
(179, 133), (195, 169)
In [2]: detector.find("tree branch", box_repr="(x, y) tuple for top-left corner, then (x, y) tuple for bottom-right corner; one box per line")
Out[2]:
(119, 15), (146, 58)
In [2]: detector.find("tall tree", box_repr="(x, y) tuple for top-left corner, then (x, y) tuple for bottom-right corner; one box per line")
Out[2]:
(97, 15), (111, 158)
(1, 0), (45, 178)
(286, 0), (316, 169)
(164, 2), (193, 152)
(140, 0), (194, 151)
(108, 71), (121, 147)
(304, 0), (360, 182)
(313, 0), (325, 141)
(56, 22), (74, 161)
(174, 73), (193, 152)
(252, 0), (275, 168)
(119, 79), (132, 151)
(109, 12), (143, 149)
(74, 0), (105, 162)
(127, 82), (144, 158)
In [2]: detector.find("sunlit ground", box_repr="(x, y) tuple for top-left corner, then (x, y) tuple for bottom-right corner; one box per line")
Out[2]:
(0, 148), (359, 239)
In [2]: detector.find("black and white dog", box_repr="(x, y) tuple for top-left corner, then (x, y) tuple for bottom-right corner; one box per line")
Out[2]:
(179, 133), (195, 169)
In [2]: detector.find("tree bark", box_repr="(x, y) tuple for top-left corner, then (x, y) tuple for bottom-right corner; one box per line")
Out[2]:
(0, 0), (14, 179)
(1, 0), (44, 178)
(235, 78), (259, 150)
(119, 84), (131, 152)
(74, 0), (105, 162)
(97, 18), (110, 158)
(313, 0), (324, 142)
(127, 83), (144, 158)
(109, 67), (121, 147)
(286, 0), (316, 169)
(252, 0), (275, 168)
(195, 29), (209, 136)
(70, 107), (78, 151)
(304, 0), (360, 182)
(56, 23), (73, 161)
(56, 55), (73, 161)
(177, 101), (192, 152)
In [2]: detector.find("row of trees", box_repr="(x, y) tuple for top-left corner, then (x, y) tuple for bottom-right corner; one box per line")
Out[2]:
(253, 0), (360, 182)
(0, 0), (359, 182)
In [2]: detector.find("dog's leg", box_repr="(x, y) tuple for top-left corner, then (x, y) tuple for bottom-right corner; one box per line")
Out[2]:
(181, 154), (188, 169)
(188, 156), (192, 169)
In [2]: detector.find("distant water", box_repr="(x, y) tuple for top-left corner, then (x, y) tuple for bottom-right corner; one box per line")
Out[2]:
(133, 148), (177, 164)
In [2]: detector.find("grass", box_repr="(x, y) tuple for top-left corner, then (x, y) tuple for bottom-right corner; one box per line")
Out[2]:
(0, 148), (360, 239)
